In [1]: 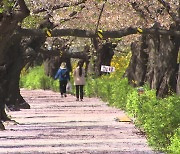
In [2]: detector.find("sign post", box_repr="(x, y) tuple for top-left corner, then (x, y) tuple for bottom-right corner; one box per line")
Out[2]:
(101, 65), (115, 73)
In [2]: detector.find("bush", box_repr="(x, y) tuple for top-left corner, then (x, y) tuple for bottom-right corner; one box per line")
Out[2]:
(20, 66), (75, 94)
(20, 66), (58, 90)
(85, 73), (132, 109)
(109, 77), (133, 109)
(126, 87), (180, 151)
(168, 128), (180, 154)
(84, 77), (99, 97)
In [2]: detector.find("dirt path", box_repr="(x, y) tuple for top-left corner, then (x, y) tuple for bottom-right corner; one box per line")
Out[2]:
(0, 89), (159, 154)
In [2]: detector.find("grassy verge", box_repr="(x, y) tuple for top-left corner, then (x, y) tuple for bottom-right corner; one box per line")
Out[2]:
(20, 66), (59, 91)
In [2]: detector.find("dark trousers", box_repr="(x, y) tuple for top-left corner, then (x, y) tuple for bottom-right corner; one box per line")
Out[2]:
(59, 80), (67, 95)
(75, 85), (84, 99)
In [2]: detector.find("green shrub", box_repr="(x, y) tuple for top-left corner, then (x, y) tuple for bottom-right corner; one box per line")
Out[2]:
(84, 77), (99, 97)
(110, 77), (133, 109)
(126, 87), (157, 123)
(145, 95), (180, 150)
(168, 128), (180, 154)
(85, 73), (133, 109)
(126, 88), (180, 151)
(20, 66), (58, 90)
(20, 66), (76, 94)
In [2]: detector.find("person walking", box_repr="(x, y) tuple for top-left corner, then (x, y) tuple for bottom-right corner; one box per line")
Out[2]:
(55, 62), (70, 97)
(73, 60), (86, 101)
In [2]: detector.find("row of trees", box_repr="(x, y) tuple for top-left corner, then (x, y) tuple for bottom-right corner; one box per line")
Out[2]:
(0, 0), (179, 129)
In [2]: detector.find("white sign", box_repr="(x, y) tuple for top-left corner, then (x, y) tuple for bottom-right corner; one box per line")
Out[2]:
(101, 65), (115, 73)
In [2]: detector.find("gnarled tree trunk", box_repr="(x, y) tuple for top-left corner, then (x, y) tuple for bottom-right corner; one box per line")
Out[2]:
(4, 42), (30, 110)
(125, 25), (180, 97)
(145, 32), (179, 97)
(96, 42), (115, 76)
(0, 0), (30, 128)
(125, 35), (148, 87)
(92, 38), (115, 77)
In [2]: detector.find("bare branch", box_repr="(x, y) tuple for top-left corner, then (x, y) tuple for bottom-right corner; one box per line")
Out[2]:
(157, 0), (179, 23)
(144, 5), (156, 20)
(59, 5), (85, 24)
(95, 0), (107, 33)
(33, 0), (88, 14)
(19, 27), (180, 39)
(131, 2), (148, 22)
(39, 48), (88, 60)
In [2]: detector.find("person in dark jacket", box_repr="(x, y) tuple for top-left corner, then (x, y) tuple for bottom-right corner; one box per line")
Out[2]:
(55, 62), (70, 97)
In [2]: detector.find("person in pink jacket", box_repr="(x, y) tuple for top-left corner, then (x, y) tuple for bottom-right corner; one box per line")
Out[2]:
(73, 60), (86, 101)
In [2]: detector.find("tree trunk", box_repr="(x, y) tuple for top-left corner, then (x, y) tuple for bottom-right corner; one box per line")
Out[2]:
(125, 35), (148, 86)
(91, 38), (115, 77)
(0, 65), (10, 126)
(5, 54), (30, 110)
(44, 56), (61, 78)
(0, 33), (47, 112)
(126, 26), (180, 97)
(145, 31), (179, 97)
(0, 0), (30, 127)
(96, 42), (115, 76)
(44, 56), (72, 78)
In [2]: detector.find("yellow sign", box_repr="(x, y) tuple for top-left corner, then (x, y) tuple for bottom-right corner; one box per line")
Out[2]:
(97, 29), (103, 39)
(137, 28), (143, 34)
(46, 30), (52, 37)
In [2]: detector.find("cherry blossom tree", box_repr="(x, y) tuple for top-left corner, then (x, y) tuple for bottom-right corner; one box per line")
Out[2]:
(0, 0), (179, 129)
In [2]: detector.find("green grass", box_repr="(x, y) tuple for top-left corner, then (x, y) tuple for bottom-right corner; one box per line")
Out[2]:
(20, 66), (59, 91)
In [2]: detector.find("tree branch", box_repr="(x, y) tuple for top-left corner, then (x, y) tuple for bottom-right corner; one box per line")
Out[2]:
(59, 5), (85, 24)
(15, 0), (30, 20)
(33, 0), (88, 14)
(19, 27), (180, 39)
(39, 48), (88, 60)
(95, 0), (107, 33)
(157, 0), (179, 23)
